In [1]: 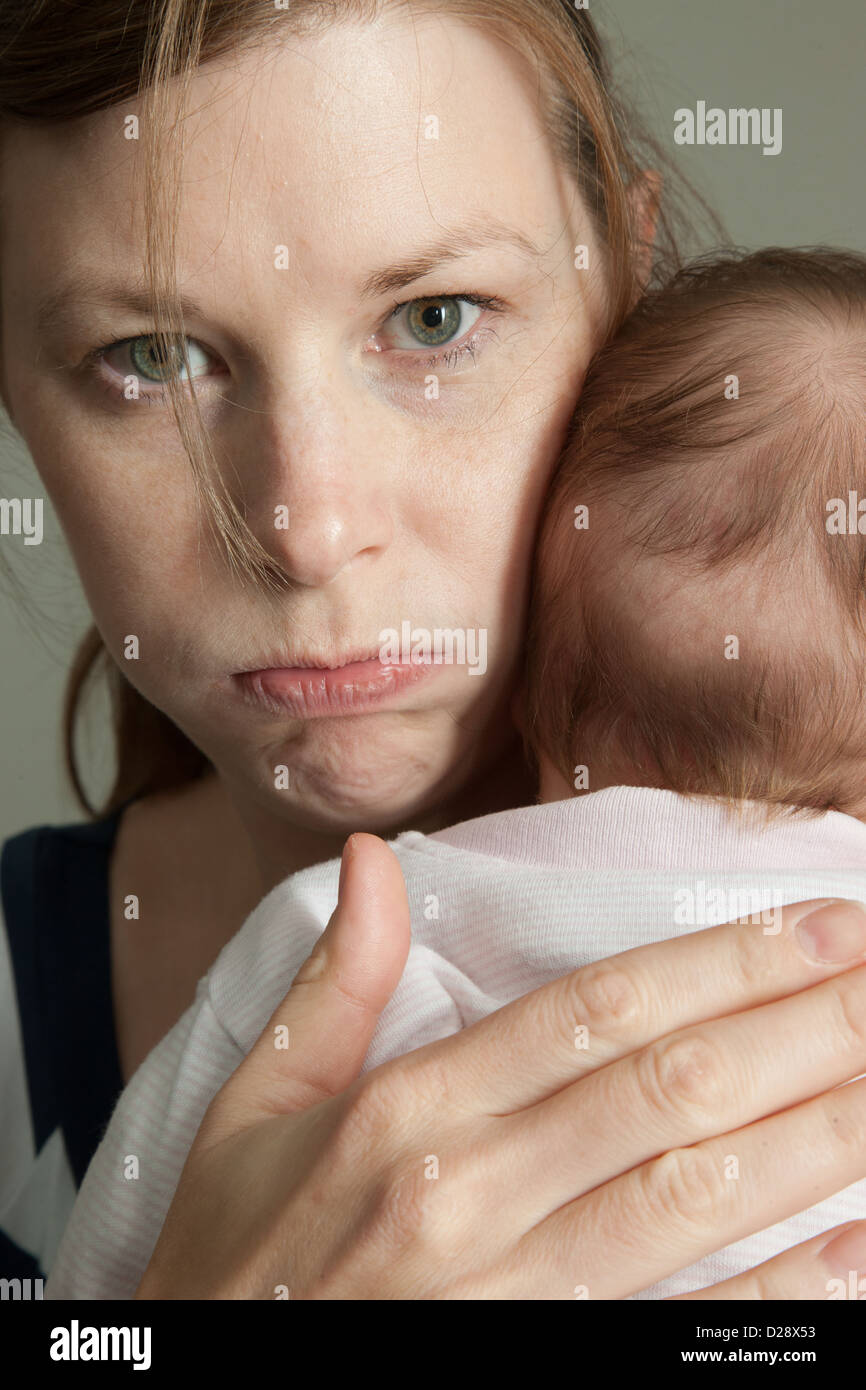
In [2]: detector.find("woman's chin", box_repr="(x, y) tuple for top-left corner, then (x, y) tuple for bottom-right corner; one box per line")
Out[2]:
(226, 717), (471, 834)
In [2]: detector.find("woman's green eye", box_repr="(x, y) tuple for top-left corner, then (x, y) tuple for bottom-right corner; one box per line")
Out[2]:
(404, 297), (464, 347)
(128, 335), (210, 383)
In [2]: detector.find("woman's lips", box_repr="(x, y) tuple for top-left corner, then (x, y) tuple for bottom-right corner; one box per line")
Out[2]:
(233, 657), (435, 719)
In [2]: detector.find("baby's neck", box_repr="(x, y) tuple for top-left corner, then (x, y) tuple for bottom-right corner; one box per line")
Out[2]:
(535, 754), (866, 824)
(536, 751), (658, 805)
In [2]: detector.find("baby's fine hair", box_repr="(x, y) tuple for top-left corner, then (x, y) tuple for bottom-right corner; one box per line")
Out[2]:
(526, 245), (866, 817)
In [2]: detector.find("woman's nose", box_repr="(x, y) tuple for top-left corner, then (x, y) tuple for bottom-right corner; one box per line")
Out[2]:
(273, 494), (393, 588)
(237, 393), (396, 589)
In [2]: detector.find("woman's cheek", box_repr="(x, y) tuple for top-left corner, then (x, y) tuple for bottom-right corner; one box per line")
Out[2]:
(19, 400), (204, 663)
(466, 352), (587, 613)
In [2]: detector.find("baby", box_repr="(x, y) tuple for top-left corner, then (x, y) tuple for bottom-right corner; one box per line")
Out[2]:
(524, 242), (866, 821)
(46, 246), (866, 1300)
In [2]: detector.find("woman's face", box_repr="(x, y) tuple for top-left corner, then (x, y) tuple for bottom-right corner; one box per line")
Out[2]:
(0, 12), (608, 835)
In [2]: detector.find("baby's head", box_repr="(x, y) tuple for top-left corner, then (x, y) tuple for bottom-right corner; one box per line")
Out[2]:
(525, 246), (866, 817)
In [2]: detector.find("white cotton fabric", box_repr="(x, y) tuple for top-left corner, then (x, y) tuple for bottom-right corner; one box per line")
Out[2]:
(45, 787), (866, 1300)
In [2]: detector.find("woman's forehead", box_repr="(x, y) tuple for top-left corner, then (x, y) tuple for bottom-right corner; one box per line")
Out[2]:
(0, 13), (584, 339)
(1, 16), (574, 256)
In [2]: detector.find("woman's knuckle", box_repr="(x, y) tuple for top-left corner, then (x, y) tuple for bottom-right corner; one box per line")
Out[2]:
(642, 1145), (728, 1225)
(374, 1165), (427, 1242)
(568, 960), (643, 1037)
(372, 1160), (452, 1260)
(641, 1032), (728, 1124)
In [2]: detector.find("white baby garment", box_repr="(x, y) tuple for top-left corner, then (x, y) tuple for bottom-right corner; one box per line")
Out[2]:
(45, 787), (866, 1299)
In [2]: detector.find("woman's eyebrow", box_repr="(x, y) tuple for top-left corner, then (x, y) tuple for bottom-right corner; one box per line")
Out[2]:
(33, 218), (543, 337)
(33, 277), (203, 339)
(359, 217), (544, 299)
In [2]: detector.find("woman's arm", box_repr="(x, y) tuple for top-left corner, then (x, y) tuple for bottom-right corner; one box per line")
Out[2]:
(135, 835), (866, 1300)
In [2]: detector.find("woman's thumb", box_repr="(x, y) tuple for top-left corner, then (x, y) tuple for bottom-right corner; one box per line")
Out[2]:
(212, 833), (412, 1130)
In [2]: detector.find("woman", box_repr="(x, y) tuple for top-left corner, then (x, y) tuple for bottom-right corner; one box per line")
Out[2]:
(1, 0), (864, 1298)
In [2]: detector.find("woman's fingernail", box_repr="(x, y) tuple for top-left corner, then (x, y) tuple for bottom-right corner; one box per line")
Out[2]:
(822, 1222), (866, 1283)
(795, 900), (866, 963)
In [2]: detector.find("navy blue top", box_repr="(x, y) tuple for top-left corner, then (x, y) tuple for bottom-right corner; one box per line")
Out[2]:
(0, 804), (129, 1279)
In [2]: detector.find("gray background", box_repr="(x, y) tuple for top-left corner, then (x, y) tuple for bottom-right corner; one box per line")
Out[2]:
(1, 0), (863, 841)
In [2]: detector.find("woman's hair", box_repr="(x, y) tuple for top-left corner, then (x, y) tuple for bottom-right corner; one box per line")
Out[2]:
(0, 0), (720, 816)
(525, 245), (866, 817)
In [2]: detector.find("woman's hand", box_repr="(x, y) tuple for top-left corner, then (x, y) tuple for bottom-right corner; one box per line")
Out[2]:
(134, 833), (866, 1300)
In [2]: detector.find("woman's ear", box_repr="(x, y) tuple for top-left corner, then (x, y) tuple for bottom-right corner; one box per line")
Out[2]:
(627, 169), (663, 296)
